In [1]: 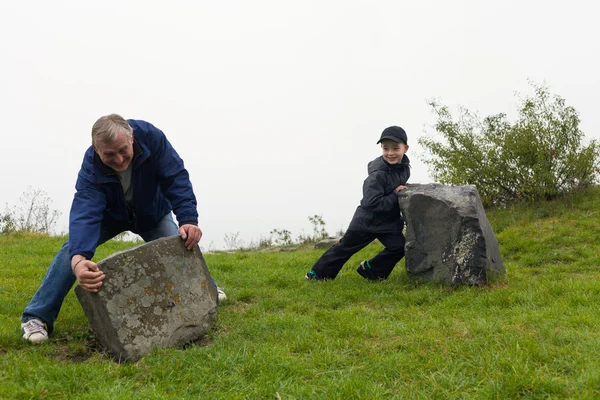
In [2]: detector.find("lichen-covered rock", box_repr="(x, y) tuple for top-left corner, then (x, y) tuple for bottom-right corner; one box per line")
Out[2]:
(397, 184), (505, 285)
(75, 236), (217, 362)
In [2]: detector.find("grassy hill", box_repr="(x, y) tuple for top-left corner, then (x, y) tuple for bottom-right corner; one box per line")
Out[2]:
(1, 187), (599, 399)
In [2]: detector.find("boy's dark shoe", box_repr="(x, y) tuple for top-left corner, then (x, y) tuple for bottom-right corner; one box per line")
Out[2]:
(305, 270), (325, 281)
(356, 261), (385, 281)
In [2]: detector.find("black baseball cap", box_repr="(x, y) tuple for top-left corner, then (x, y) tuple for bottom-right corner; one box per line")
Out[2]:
(377, 126), (408, 144)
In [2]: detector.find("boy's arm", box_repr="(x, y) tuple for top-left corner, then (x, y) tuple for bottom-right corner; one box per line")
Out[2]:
(359, 173), (401, 213)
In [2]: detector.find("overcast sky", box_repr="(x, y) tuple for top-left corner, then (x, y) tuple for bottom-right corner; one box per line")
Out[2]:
(1, 1), (599, 250)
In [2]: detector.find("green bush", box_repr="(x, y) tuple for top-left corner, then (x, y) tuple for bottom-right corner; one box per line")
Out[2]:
(419, 83), (600, 207)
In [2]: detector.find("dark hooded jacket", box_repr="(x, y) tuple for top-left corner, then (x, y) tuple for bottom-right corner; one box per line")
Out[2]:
(68, 120), (198, 260)
(347, 155), (410, 234)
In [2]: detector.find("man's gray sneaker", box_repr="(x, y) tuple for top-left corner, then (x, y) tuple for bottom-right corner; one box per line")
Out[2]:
(21, 318), (48, 344)
(217, 287), (227, 303)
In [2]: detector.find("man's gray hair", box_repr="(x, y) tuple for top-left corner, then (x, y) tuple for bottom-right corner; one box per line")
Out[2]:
(91, 114), (133, 147)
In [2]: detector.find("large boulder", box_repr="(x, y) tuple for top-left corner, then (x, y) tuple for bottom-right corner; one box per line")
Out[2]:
(75, 236), (218, 362)
(397, 184), (505, 285)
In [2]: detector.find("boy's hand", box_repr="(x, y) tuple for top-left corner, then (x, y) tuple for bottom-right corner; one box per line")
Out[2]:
(395, 185), (407, 192)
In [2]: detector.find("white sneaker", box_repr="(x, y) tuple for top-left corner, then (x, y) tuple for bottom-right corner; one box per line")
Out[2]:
(21, 318), (48, 344)
(217, 287), (227, 303)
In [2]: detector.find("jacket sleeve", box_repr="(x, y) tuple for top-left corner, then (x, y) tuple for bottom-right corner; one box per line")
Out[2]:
(146, 124), (199, 226)
(359, 172), (399, 213)
(68, 173), (107, 259)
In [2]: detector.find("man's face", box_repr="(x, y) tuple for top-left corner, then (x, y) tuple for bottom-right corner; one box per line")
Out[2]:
(381, 139), (408, 165)
(93, 131), (134, 172)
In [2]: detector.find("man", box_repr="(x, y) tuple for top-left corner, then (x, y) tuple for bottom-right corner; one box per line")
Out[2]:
(21, 114), (225, 343)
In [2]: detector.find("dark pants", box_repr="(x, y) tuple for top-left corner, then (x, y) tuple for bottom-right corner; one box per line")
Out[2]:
(311, 230), (405, 279)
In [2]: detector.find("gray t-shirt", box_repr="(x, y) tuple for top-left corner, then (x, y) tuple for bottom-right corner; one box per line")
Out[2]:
(116, 163), (134, 208)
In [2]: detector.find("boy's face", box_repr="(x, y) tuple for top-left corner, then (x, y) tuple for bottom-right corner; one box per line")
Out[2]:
(381, 139), (409, 165)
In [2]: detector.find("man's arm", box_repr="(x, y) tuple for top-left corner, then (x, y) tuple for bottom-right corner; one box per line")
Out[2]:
(68, 183), (106, 260)
(68, 169), (108, 291)
(143, 122), (199, 225)
(142, 122), (201, 249)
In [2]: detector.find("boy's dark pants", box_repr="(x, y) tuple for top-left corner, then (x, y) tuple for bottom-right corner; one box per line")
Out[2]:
(311, 230), (405, 279)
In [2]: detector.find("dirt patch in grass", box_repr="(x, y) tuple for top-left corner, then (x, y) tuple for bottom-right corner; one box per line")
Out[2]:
(50, 333), (108, 363)
(51, 345), (94, 363)
(486, 280), (509, 290)
(183, 334), (215, 349)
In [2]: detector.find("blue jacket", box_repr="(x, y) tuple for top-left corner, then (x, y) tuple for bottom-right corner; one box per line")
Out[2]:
(347, 155), (411, 234)
(68, 120), (198, 259)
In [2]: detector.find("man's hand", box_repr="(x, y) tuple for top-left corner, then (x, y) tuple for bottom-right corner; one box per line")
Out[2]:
(72, 257), (104, 293)
(396, 185), (407, 192)
(179, 224), (202, 250)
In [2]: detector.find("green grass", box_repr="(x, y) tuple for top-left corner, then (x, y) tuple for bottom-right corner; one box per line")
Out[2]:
(1, 187), (600, 399)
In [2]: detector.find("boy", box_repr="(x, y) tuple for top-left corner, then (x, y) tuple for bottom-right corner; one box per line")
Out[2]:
(305, 126), (410, 280)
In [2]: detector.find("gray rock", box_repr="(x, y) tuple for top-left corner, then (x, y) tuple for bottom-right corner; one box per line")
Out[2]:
(259, 246), (297, 253)
(314, 238), (341, 249)
(75, 236), (218, 362)
(398, 184), (505, 285)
